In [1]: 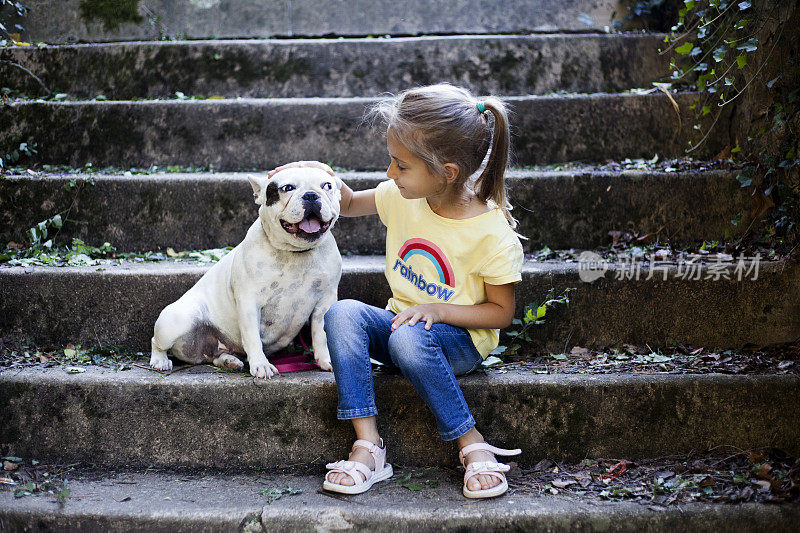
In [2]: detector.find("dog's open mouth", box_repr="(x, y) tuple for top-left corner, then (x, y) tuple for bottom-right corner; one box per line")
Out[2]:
(280, 216), (331, 240)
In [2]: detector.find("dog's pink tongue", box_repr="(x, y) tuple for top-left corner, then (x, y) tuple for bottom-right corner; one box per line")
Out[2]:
(299, 217), (321, 233)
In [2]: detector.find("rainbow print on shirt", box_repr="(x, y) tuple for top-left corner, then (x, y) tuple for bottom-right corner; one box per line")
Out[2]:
(392, 238), (455, 301)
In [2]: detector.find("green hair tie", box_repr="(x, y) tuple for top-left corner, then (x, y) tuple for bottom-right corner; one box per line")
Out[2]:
(476, 102), (486, 114)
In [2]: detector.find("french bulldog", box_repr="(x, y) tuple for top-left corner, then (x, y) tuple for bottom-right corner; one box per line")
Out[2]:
(149, 166), (342, 378)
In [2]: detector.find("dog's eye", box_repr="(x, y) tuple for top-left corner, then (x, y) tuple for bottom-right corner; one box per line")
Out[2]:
(279, 184), (295, 193)
(321, 182), (332, 191)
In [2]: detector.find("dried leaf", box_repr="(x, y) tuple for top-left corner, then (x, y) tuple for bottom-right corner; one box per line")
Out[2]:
(552, 479), (577, 489)
(750, 188), (775, 218)
(753, 480), (771, 491)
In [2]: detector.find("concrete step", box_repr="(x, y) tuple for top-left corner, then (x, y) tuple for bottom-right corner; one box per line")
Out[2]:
(0, 93), (730, 170)
(0, 169), (750, 252)
(1, 34), (673, 99)
(1, 365), (799, 469)
(1, 465), (798, 532)
(0, 257), (796, 353)
(9, 0), (669, 43)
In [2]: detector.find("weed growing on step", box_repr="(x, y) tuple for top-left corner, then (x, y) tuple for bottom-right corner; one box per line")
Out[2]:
(393, 467), (441, 492)
(0, 139), (36, 171)
(259, 485), (302, 504)
(2, 162), (215, 175)
(0, 339), (144, 372)
(1, 457), (73, 505)
(490, 287), (573, 359)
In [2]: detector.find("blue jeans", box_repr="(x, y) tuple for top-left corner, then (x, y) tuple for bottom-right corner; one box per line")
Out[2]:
(324, 299), (484, 441)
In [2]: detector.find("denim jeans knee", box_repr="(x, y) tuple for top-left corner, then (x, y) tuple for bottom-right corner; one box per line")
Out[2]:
(386, 322), (481, 440)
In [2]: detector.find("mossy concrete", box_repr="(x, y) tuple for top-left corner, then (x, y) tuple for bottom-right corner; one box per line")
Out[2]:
(0, 169), (751, 252)
(0, 258), (797, 353)
(1, 467), (798, 532)
(1, 367), (799, 469)
(0, 34), (672, 98)
(10, 0), (661, 43)
(0, 93), (730, 170)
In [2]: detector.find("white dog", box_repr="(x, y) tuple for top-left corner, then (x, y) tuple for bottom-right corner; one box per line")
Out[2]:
(149, 166), (342, 378)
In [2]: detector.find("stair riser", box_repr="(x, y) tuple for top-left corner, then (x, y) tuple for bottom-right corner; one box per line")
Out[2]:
(0, 93), (729, 170)
(0, 170), (748, 252)
(0, 261), (796, 353)
(7, 0), (661, 43)
(1, 369), (798, 468)
(2, 498), (799, 533)
(1, 35), (672, 99)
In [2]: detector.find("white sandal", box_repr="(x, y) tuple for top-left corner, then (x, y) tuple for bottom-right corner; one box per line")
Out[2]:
(323, 438), (394, 495)
(459, 442), (521, 498)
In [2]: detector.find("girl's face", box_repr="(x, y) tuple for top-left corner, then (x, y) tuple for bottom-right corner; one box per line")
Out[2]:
(385, 133), (446, 200)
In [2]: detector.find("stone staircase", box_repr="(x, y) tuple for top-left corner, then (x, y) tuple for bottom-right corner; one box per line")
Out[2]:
(1, 1), (799, 530)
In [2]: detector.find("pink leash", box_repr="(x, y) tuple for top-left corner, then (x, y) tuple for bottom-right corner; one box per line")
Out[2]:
(269, 332), (319, 373)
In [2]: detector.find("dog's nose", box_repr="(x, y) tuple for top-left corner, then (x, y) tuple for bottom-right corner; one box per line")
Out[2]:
(302, 191), (320, 202)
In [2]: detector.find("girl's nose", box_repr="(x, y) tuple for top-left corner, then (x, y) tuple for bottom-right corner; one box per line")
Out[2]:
(386, 165), (397, 180)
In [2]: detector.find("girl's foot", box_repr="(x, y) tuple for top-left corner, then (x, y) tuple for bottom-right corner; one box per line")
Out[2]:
(323, 437), (394, 494)
(457, 439), (521, 499)
(326, 439), (378, 486)
(462, 449), (501, 491)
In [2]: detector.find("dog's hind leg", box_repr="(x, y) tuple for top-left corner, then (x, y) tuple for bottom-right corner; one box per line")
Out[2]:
(212, 345), (245, 371)
(150, 301), (199, 371)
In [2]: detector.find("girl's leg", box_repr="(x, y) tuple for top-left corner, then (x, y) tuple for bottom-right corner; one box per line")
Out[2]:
(387, 322), (501, 490)
(323, 299), (394, 486)
(386, 321), (483, 440)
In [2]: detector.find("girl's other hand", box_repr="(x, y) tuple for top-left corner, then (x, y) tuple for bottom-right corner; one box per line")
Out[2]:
(390, 304), (443, 331)
(267, 160), (336, 179)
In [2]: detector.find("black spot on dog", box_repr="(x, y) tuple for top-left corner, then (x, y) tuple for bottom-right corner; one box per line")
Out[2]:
(265, 181), (280, 206)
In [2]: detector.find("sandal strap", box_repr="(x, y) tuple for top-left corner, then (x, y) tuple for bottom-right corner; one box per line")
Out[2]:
(463, 461), (510, 486)
(351, 438), (386, 471)
(324, 460), (371, 484)
(459, 442), (521, 467)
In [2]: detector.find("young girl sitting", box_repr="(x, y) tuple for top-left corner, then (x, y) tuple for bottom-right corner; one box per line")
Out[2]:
(273, 83), (523, 499)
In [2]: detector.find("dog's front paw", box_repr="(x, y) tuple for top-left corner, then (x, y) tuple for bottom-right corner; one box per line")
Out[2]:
(149, 352), (173, 371)
(314, 350), (332, 371)
(249, 358), (279, 379)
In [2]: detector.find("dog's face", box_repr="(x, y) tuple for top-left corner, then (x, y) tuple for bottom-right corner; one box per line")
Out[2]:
(248, 168), (342, 251)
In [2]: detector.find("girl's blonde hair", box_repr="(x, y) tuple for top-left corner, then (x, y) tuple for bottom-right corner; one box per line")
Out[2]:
(366, 83), (517, 228)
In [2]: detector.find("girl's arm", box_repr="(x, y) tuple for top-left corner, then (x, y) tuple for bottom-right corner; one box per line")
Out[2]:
(390, 282), (516, 331)
(339, 181), (378, 217)
(267, 160), (377, 217)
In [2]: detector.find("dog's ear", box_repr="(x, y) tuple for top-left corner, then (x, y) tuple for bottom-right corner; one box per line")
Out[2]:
(247, 174), (268, 204)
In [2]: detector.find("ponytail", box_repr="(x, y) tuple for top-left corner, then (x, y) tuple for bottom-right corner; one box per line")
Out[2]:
(474, 97), (516, 229)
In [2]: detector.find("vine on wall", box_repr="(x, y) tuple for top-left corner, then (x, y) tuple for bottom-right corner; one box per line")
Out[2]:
(661, 0), (799, 254)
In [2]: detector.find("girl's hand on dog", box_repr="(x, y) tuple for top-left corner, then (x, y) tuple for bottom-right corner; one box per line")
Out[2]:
(268, 160), (336, 179)
(391, 304), (443, 331)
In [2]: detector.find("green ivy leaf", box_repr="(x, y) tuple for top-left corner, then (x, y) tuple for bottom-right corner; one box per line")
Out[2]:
(675, 42), (694, 55)
(702, 105), (711, 116)
(736, 55), (747, 69)
(738, 1), (751, 10)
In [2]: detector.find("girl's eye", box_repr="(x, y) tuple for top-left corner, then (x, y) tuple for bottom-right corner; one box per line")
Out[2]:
(321, 182), (332, 191)
(279, 184), (295, 193)
(397, 165), (407, 171)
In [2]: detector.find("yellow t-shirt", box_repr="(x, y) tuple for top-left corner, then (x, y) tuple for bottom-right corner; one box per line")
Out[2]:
(374, 179), (524, 359)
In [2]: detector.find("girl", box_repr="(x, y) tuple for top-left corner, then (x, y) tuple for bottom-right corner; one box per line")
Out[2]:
(273, 83), (523, 499)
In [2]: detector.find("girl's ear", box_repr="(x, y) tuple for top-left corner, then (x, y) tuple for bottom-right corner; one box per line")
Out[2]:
(443, 163), (460, 184)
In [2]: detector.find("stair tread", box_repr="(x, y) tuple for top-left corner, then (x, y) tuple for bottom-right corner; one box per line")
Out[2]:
(1, 464), (797, 532)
